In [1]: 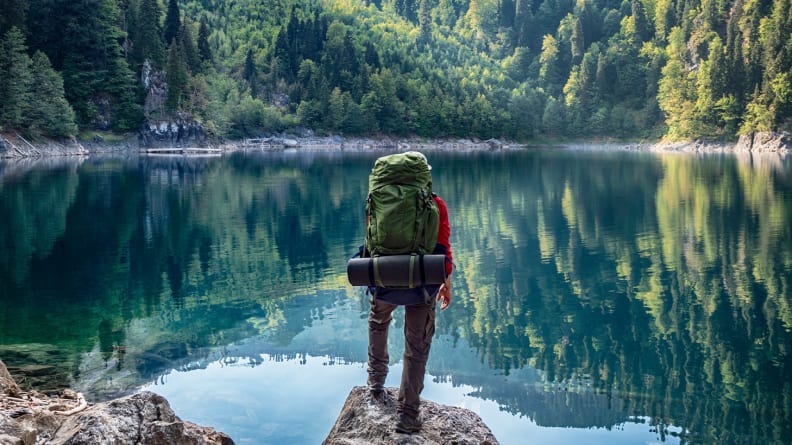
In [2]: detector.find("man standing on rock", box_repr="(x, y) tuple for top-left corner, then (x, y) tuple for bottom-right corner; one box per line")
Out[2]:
(363, 151), (454, 434)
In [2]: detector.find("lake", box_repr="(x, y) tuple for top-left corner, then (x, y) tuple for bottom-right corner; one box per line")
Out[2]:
(1, 148), (790, 445)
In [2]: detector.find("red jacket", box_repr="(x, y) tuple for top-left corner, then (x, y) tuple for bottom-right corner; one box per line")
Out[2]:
(433, 195), (453, 277)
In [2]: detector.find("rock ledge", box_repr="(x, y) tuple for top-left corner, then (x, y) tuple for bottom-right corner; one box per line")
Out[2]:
(1, 359), (233, 445)
(323, 386), (499, 445)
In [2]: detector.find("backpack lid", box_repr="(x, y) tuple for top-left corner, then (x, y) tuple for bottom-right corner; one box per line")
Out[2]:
(369, 151), (432, 191)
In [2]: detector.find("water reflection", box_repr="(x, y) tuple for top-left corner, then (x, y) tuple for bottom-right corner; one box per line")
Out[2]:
(0, 149), (790, 444)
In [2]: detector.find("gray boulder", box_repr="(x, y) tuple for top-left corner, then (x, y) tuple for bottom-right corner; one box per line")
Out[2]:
(323, 386), (499, 445)
(0, 361), (20, 398)
(46, 392), (234, 445)
(1, 360), (233, 445)
(734, 131), (790, 152)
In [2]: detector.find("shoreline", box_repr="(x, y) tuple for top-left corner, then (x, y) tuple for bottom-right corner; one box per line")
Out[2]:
(2, 131), (790, 159)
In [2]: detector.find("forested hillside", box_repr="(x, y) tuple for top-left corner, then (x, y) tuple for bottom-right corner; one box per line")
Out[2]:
(0, 0), (790, 142)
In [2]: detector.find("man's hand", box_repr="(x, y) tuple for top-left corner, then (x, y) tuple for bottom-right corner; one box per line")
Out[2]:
(437, 277), (452, 310)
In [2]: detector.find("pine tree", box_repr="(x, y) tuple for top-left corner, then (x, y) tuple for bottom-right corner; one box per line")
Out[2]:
(244, 48), (258, 98)
(50, 0), (139, 127)
(164, 0), (181, 46)
(724, 7), (746, 103)
(570, 17), (584, 65)
(29, 51), (78, 137)
(0, 0), (28, 36)
(419, 0), (432, 44)
(499, 0), (515, 28)
(658, 27), (696, 139)
(133, 0), (166, 68)
(180, 20), (200, 73)
(106, 52), (143, 131)
(513, 0), (534, 49)
(539, 34), (562, 96)
(270, 28), (289, 83)
(166, 40), (189, 111)
(0, 27), (32, 129)
(631, 0), (651, 43)
(197, 18), (213, 64)
(654, 0), (676, 40)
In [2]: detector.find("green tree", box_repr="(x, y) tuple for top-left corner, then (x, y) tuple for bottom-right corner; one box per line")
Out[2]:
(658, 27), (696, 139)
(133, 0), (166, 68)
(53, 0), (139, 128)
(166, 41), (189, 111)
(418, 0), (432, 44)
(539, 34), (563, 96)
(513, 0), (535, 49)
(0, 27), (32, 129)
(631, 0), (651, 42)
(507, 87), (543, 140)
(28, 51), (78, 137)
(180, 20), (200, 73)
(325, 87), (347, 131)
(0, 0), (27, 35)
(164, 0), (181, 46)
(361, 68), (405, 134)
(654, 0), (676, 40)
(320, 21), (358, 93)
(197, 18), (213, 64)
(244, 48), (258, 98)
(542, 95), (566, 134)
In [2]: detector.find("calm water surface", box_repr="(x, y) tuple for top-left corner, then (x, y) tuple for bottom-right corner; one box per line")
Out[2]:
(1, 148), (791, 445)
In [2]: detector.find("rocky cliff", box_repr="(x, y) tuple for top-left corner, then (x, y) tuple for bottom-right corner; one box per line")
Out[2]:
(323, 386), (499, 445)
(733, 131), (790, 153)
(137, 115), (210, 148)
(0, 360), (233, 445)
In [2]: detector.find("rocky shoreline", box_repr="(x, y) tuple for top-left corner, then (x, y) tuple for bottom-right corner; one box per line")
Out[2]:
(2, 129), (790, 159)
(2, 359), (502, 444)
(0, 359), (234, 444)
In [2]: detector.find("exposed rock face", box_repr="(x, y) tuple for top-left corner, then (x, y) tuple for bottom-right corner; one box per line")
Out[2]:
(323, 386), (499, 445)
(138, 116), (209, 148)
(0, 360), (234, 445)
(734, 131), (790, 153)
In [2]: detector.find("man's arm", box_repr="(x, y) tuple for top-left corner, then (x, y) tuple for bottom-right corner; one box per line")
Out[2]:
(434, 195), (452, 310)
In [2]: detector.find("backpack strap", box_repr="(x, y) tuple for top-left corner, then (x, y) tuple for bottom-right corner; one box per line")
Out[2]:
(368, 257), (376, 287)
(372, 256), (384, 288)
(408, 254), (416, 288)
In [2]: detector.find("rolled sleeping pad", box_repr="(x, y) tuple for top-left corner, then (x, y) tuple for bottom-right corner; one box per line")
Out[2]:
(347, 254), (447, 287)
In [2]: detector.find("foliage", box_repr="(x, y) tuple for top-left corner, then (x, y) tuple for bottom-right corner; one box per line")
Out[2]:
(1, 0), (790, 140)
(0, 28), (77, 138)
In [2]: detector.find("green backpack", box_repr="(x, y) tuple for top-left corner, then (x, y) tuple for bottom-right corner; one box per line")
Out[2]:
(365, 152), (440, 257)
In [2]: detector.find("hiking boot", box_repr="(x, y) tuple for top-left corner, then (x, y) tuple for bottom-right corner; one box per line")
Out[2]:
(395, 413), (422, 434)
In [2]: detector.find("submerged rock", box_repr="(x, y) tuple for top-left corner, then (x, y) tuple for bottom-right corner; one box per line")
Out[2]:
(323, 386), (499, 445)
(0, 360), (234, 445)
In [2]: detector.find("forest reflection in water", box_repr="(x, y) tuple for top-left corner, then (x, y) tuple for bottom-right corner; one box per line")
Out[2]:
(0, 148), (790, 444)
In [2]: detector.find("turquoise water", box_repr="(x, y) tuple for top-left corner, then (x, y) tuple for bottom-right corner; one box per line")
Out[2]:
(1, 149), (791, 444)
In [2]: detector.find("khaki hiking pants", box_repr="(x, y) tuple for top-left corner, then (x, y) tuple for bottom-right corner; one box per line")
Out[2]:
(367, 296), (436, 419)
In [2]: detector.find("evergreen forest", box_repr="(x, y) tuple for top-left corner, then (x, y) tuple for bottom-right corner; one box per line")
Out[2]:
(0, 0), (790, 142)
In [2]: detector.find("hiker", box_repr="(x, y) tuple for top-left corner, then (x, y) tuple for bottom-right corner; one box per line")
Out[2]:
(363, 151), (454, 434)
